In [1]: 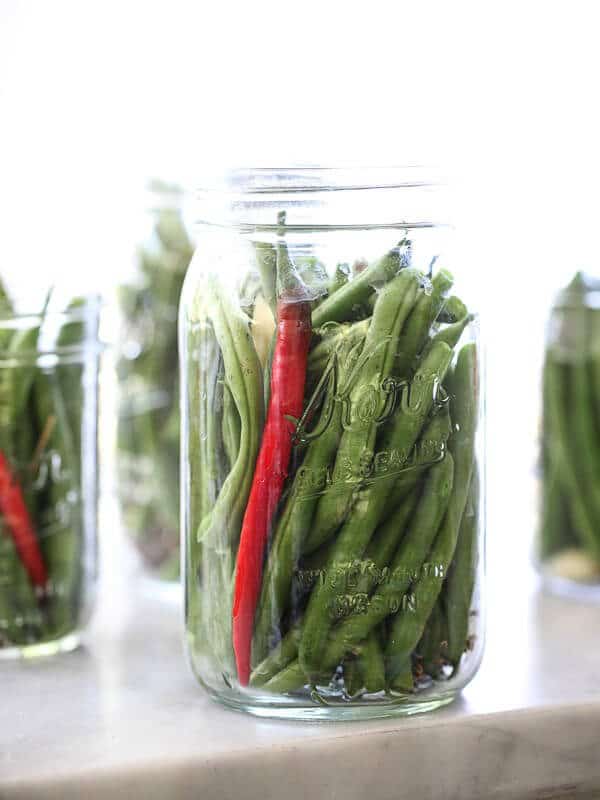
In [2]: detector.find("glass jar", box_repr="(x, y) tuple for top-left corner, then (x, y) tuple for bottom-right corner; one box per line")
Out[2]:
(117, 182), (194, 583)
(181, 168), (485, 720)
(538, 272), (600, 600)
(0, 289), (101, 658)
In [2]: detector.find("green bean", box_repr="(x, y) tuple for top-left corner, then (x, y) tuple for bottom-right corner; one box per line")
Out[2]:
(388, 661), (415, 693)
(418, 598), (446, 678)
(251, 335), (366, 666)
(541, 273), (600, 560)
(297, 256), (328, 303)
(392, 269), (453, 377)
(222, 382), (241, 469)
(568, 311), (600, 523)
(183, 323), (212, 646)
(0, 534), (31, 645)
(377, 341), (453, 467)
(544, 356), (599, 557)
(539, 367), (573, 558)
(426, 313), (472, 353)
(193, 281), (264, 671)
(34, 370), (80, 637)
(437, 295), (467, 323)
(198, 282), (264, 548)
(0, 315), (46, 645)
(312, 240), (410, 327)
(445, 466), (479, 670)
(304, 269), (421, 554)
(155, 203), (193, 253)
(0, 283), (12, 351)
(265, 454), (454, 693)
(34, 300), (91, 637)
(306, 320), (370, 398)
(376, 401), (451, 522)
(253, 242), (278, 314)
(299, 448), (454, 683)
(3, 319), (46, 434)
(262, 658), (305, 693)
(344, 658), (363, 696)
(262, 329), (277, 409)
(358, 632), (386, 693)
(366, 490), (421, 575)
(329, 263), (350, 296)
(376, 470), (422, 521)
(385, 343), (478, 680)
(0, 279), (10, 308)
(308, 319), (369, 368)
(251, 625), (302, 687)
(205, 361), (228, 499)
(118, 196), (192, 577)
(589, 307), (600, 425)
(253, 490), (418, 687)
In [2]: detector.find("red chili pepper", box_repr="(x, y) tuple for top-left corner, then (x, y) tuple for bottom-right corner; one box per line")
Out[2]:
(0, 450), (48, 590)
(232, 299), (312, 685)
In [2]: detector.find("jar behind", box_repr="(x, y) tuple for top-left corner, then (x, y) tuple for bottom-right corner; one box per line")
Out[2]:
(0, 287), (101, 658)
(117, 182), (194, 582)
(181, 168), (485, 720)
(538, 272), (600, 599)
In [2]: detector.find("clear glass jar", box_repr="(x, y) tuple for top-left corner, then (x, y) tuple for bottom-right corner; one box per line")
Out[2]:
(538, 272), (600, 600)
(0, 289), (101, 658)
(117, 182), (194, 582)
(181, 168), (485, 720)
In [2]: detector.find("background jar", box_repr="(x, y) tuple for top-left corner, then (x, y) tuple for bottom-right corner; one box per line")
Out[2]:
(538, 272), (600, 599)
(180, 168), (485, 720)
(117, 182), (194, 582)
(0, 288), (101, 658)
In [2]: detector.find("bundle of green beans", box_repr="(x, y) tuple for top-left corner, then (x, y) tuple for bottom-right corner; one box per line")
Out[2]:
(117, 183), (194, 580)
(0, 285), (92, 651)
(540, 272), (600, 582)
(186, 235), (481, 698)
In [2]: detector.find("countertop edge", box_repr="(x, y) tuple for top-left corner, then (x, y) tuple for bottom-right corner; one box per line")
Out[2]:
(3, 700), (600, 800)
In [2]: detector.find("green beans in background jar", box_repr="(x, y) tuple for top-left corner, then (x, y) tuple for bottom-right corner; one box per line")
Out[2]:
(117, 182), (194, 583)
(538, 272), (600, 599)
(180, 168), (485, 720)
(0, 284), (101, 658)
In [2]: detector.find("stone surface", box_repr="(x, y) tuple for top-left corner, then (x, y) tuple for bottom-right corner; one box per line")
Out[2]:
(1, 493), (600, 799)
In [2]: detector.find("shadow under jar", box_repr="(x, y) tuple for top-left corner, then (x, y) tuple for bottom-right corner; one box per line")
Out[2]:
(181, 168), (485, 720)
(0, 291), (101, 658)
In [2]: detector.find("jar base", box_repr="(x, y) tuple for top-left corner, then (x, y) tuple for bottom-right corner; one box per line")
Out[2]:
(205, 686), (458, 722)
(540, 573), (600, 603)
(0, 630), (81, 661)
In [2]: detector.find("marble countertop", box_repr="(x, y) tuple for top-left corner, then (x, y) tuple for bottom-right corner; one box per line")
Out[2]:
(1, 491), (600, 800)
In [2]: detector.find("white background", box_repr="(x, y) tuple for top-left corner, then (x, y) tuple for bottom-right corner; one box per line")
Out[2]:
(2, 0), (600, 584)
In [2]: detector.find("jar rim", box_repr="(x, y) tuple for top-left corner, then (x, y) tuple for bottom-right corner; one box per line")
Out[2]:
(194, 166), (448, 232)
(198, 165), (442, 194)
(0, 294), (103, 360)
(0, 294), (102, 325)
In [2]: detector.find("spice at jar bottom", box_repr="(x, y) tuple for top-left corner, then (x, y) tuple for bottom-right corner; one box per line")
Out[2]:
(182, 182), (484, 718)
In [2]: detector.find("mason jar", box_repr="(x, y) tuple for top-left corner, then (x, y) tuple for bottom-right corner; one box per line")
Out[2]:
(181, 168), (485, 719)
(117, 182), (193, 583)
(538, 272), (600, 599)
(0, 289), (101, 658)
